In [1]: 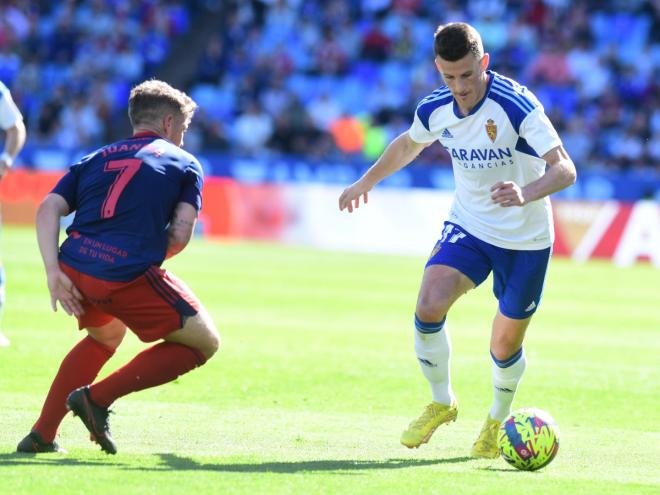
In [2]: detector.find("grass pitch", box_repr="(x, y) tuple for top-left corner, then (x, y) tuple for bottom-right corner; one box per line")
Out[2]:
(0, 225), (658, 494)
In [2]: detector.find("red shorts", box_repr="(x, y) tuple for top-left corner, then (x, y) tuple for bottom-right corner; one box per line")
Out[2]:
(60, 262), (200, 342)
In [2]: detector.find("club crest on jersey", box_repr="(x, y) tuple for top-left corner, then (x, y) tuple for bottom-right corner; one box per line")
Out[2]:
(485, 119), (497, 143)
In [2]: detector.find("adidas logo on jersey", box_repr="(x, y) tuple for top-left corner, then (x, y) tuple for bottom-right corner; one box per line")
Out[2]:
(525, 301), (537, 312)
(441, 128), (454, 138)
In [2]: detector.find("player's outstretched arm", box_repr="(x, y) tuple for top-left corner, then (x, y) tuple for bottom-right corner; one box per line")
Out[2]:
(0, 92), (26, 180)
(339, 132), (429, 213)
(165, 201), (197, 259)
(0, 119), (26, 179)
(491, 145), (577, 207)
(35, 193), (84, 316)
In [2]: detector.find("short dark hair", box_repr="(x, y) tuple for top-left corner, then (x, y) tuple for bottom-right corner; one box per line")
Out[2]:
(434, 22), (484, 61)
(128, 79), (197, 128)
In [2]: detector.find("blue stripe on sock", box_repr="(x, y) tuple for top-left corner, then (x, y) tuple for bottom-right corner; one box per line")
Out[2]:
(414, 314), (446, 334)
(491, 347), (523, 368)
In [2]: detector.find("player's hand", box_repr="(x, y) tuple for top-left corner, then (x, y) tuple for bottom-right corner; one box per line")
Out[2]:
(339, 180), (371, 213)
(491, 181), (526, 207)
(46, 268), (84, 316)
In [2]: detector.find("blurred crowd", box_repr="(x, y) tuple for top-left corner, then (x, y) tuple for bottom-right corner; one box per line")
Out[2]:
(1, 0), (659, 172)
(0, 0), (197, 149)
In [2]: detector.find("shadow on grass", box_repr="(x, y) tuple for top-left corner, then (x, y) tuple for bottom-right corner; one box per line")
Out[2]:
(478, 466), (524, 473)
(0, 452), (125, 467)
(153, 453), (474, 473)
(0, 452), (475, 474)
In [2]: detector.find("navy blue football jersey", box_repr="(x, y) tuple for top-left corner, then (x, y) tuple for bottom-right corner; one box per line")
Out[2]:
(52, 132), (203, 281)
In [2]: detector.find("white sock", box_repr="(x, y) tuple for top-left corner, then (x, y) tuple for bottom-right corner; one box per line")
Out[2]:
(414, 316), (455, 406)
(489, 348), (527, 422)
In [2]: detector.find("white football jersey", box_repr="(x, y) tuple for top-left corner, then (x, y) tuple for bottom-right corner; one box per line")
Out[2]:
(0, 81), (23, 131)
(408, 71), (562, 250)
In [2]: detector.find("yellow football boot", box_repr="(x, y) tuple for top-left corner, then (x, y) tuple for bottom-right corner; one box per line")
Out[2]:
(471, 415), (502, 458)
(400, 401), (458, 448)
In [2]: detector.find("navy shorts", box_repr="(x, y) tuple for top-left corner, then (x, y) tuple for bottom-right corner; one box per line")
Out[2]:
(426, 221), (552, 319)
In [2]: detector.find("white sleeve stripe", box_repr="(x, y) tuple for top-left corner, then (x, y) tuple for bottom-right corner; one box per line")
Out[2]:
(493, 73), (530, 94)
(418, 88), (451, 106)
(490, 88), (532, 116)
(491, 81), (535, 112)
(417, 93), (451, 109)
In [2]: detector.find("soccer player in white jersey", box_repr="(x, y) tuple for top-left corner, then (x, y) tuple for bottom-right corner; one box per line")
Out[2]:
(0, 81), (27, 347)
(338, 22), (576, 457)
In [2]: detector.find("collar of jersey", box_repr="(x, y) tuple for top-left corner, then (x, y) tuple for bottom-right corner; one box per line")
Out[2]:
(131, 131), (162, 139)
(452, 70), (494, 119)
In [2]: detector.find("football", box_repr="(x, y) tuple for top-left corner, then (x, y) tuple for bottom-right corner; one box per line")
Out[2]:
(497, 408), (560, 471)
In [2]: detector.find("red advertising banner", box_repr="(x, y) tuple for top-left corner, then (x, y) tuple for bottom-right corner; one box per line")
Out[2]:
(553, 200), (659, 266)
(1, 170), (657, 267)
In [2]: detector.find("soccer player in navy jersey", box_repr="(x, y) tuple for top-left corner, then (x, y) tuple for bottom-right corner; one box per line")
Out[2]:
(17, 80), (220, 454)
(339, 23), (576, 457)
(0, 81), (27, 347)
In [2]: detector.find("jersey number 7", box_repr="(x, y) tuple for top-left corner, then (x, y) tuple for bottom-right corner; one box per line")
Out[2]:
(101, 159), (142, 219)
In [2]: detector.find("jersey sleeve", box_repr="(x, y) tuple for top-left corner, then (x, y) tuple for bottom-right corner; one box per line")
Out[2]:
(179, 158), (204, 211)
(50, 151), (97, 210)
(0, 82), (23, 130)
(408, 111), (437, 144)
(51, 170), (78, 210)
(519, 108), (563, 158)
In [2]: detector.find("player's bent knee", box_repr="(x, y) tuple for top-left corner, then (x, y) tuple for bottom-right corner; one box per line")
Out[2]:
(87, 319), (127, 350)
(416, 298), (449, 323)
(490, 340), (522, 362)
(203, 325), (221, 360)
(490, 313), (530, 361)
(193, 331), (219, 361)
(194, 310), (221, 360)
(166, 311), (221, 361)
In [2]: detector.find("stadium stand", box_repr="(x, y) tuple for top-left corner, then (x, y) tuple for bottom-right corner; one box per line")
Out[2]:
(1, 0), (658, 179)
